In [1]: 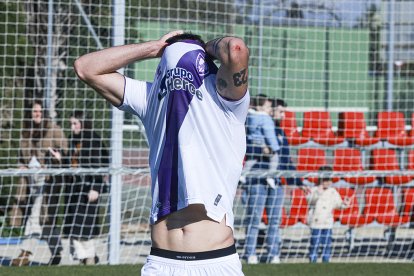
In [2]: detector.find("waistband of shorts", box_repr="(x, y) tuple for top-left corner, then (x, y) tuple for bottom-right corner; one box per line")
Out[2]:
(149, 244), (237, 261)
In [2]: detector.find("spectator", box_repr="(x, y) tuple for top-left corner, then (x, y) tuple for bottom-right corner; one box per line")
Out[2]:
(271, 98), (305, 187)
(11, 100), (67, 266)
(306, 166), (351, 263)
(272, 99), (310, 193)
(243, 94), (280, 187)
(63, 110), (109, 265)
(251, 98), (309, 264)
(243, 94), (282, 264)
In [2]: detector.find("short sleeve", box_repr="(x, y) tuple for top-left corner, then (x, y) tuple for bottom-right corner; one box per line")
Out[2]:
(117, 76), (152, 120)
(217, 90), (250, 124)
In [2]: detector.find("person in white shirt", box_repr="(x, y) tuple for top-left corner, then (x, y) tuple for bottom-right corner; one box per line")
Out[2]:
(306, 166), (351, 263)
(74, 31), (249, 275)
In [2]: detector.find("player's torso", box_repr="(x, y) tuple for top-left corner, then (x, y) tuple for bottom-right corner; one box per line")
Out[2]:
(144, 41), (246, 223)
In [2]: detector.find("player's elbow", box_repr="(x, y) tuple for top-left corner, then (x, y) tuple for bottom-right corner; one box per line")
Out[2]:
(73, 58), (86, 81)
(227, 37), (249, 64)
(73, 57), (93, 83)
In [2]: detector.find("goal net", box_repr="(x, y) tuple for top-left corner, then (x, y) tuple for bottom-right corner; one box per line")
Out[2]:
(0, 0), (414, 265)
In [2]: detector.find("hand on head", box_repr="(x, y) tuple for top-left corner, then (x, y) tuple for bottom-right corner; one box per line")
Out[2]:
(155, 30), (184, 57)
(160, 30), (184, 43)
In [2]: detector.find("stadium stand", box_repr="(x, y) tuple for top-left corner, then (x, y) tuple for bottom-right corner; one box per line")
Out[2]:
(301, 111), (345, 146)
(363, 187), (408, 227)
(296, 148), (327, 184)
(279, 110), (310, 146)
(281, 188), (308, 227)
(401, 188), (414, 225)
(332, 148), (377, 185)
(337, 111), (380, 146)
(375, 111), (414, 147)
(333, 187), (361, 225)
(370, 148), (412, 185)
(261, 207), (289, 228)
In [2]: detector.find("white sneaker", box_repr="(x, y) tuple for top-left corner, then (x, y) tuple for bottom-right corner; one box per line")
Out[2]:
(270, 256), (280, 264)
(266, 178), (276, 189)
(247, 255), (258, 264)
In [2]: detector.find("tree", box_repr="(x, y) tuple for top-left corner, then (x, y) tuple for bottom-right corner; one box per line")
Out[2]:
(23, 0), (72, 120)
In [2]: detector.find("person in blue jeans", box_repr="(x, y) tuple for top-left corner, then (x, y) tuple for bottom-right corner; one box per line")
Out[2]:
(244, 178), (285, 264)
(243, 94), (281, 264)
(256, 98), (308, 264)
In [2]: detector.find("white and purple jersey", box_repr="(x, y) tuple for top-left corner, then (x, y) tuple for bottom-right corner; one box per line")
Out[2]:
(118, 40), (250, 230)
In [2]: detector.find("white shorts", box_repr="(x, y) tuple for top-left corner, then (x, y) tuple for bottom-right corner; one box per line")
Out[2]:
(141, 245), (244, 276)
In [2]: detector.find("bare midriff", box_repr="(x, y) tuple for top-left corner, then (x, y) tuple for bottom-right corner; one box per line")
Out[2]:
(151, 204), (234, 252)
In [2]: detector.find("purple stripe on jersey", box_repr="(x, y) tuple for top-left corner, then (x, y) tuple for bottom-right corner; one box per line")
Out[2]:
(157, 48), (208, 218)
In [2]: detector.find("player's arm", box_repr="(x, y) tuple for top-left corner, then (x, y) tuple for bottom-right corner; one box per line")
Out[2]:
(205, 36), (249, 101)
(74, 30), (183, 106)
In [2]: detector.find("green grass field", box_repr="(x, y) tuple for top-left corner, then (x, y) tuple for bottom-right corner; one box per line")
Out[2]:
(1, 263), (414, 276)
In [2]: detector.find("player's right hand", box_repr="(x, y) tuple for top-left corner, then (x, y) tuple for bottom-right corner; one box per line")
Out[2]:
(160, 30), (184, 43)
(155, 30), (184, 57)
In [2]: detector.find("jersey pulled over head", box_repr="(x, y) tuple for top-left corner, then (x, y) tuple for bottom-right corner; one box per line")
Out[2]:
(119, 33), (250, 230)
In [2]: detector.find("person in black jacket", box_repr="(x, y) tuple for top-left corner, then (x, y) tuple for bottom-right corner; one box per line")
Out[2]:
(64, 110), (109, 265)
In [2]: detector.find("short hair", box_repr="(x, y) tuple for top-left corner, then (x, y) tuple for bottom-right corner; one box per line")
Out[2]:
(165, 33), (205, 47)
(318, 165), (333, 183)
(273, 98), (287, 108)
(253, 93), (269, 107)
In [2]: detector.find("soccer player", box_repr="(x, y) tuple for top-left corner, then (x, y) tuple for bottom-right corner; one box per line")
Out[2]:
(74, 31), (250, 275)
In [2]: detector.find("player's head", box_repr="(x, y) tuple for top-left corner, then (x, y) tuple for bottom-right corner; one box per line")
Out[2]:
(272, 98), (287, 122)
(165, 32), (205, 47)
(318, 165), (333, 188)
(253, 94), (272, 115)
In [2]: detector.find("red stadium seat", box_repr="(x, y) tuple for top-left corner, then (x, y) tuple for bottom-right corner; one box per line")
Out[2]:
(332, 148), (376, 185)
(370, 148), (412, 185)
(296, 148), (327, 184)
(333, 188), (362, 225)
(375, 111), (414, 146)
(301, 111), (345, 146)
(362, 187), (407, 226)
(400, 188), (414, 224)
(337, 112), (380, 146)
(262, 208), (268, 225)
(280, 110), (310, 145)
(282, 188), (308, 227)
